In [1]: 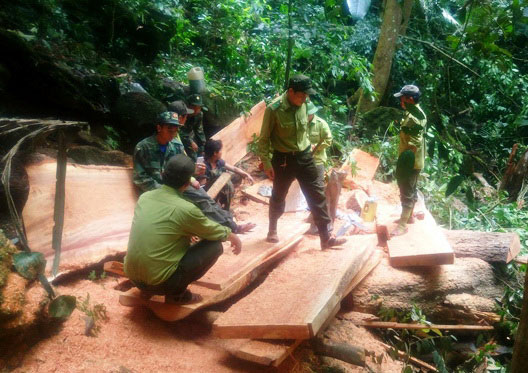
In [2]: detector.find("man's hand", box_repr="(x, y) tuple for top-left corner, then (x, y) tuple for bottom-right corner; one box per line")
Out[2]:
(265, 168), (274, 180)
(195, 163), (206, 176)
(228, 233), (242, 255)
(191, 141), (199, 152)
(244, 172), (255, 184)
(191, 179), (201, 189)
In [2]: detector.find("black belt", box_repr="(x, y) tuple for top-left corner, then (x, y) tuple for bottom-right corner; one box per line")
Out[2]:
(274, 146), (311, 156)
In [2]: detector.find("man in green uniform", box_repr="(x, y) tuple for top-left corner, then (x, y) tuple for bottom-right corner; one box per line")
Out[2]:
(306, 101), (333, 180)
(257, 74), (345, 249)
(179, 93), (207, 161)
(392, 84), (427, 236)
(125, 154), (242, 303)
(133, 111), (254, 233)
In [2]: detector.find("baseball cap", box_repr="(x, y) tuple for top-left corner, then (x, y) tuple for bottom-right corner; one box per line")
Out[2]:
(158, 111), (181, 126)
(394, 85), (421, 98)
(168, 100), (194, 115)
(288, 74), (316, 95)
(186, 93), (208, 111)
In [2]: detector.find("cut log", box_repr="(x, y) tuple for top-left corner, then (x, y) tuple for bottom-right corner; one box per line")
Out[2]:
(443, 229), (520, 263)
(312, 339), (366, 367)
(206, 172), (231, 200)
(211, 101), (266, 166)
(118, 233), (305, 322)
(213, 235), (377, 340)
(241, 178), (306, 212)
(351, 257), (503, 325)
(241, 178), (271, 205)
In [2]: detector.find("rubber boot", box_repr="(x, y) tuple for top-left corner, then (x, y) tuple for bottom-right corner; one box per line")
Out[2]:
(391, 206), (413, 237)
(266, 217), (279, 243)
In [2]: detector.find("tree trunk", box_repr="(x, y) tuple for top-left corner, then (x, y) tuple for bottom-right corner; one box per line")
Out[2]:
(511, 269), (528, 373)
(355, 0), (414, 115)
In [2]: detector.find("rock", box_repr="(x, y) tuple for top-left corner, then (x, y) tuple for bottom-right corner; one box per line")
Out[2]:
(112, 92), (166, 150)
(346, 189), (369, 214)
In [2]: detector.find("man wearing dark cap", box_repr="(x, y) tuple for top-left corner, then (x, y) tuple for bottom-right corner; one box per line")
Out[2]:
(133, 111), (255, 234)
(392, 84), (427, 236)
(179, 93), (207, 161)
(125, 154), (242, 304)
(257, 74), (345, 250)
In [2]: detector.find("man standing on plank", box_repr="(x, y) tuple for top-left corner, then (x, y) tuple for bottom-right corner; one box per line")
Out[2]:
(257, 74), (345, 249)
(392, 84), (427, 236)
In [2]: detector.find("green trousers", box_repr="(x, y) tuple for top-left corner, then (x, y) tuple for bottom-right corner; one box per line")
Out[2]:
(397, 169), (420, 209)
(270, 148), (331, 242)
(134, 240), (223, 296)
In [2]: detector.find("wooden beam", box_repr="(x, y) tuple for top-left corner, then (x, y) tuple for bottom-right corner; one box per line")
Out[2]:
(206, 172), (231, 199)
(443, 229), (520, 263)
(213, 235), (377, 340)
(353, 321), (494, 331)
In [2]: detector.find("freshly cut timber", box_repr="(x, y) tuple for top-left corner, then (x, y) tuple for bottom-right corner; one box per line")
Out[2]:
(340, 149), (380, 190)
(211, 100), (266, 165)
(119, 232), (305, 322)
(443, 229), (520, 263)
(387, 209), (455, 267)
(213, 234), (377, 340)
(22, 156), (136, 275)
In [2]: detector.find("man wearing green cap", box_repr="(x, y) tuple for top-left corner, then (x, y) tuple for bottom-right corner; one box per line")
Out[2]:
(392, 84), (427, 236)
(179, 93), (207, 161)
(133, 111), (254, 234)
(125, 154), (242, 304)
(257, 74), (345, 250)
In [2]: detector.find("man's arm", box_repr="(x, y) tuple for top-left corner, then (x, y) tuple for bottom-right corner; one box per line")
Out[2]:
(133, 146), (160, 192)
(257, 107), (274, 170)
(318, 119), (333, 151)
(193, 114), (206, 151)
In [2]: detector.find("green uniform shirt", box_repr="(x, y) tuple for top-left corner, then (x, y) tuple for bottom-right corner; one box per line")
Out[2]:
(180, 112), (206, 153)
(124, 185), (231, 285)
(399, 104), (427, 170)
(308, 115), (332, 165)
(257, 92), (311, 170)
(133, 134), (185, 192)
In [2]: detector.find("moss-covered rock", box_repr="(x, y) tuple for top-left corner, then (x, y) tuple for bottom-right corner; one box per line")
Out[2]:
(0, 231), (17, 289)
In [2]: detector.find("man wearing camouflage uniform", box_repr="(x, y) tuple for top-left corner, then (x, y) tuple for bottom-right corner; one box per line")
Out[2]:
(133, 111), (254, 233)
(392, 84), (427, 236)
(257, 74), (344, 250)
(179, 93), (207, 161)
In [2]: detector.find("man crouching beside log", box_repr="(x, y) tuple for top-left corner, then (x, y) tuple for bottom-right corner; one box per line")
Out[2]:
(124, 154), (242, 304)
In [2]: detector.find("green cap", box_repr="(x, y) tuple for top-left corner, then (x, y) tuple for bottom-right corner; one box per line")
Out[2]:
(186, 93), (208, 111)
(168, 100), (194, 116)
(306, 101), (319, 115)
(288, 74), (316, 95)
(162, 154), (196, 189)
(158, 111), (182, 126)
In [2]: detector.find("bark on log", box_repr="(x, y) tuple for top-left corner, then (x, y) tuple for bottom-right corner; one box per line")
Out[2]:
(443, 229), (520, 263)
(351, 257), (503, 324)
(511, 268), (528, 373)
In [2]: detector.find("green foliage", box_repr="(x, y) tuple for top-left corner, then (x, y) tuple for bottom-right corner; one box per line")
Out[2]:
(49, 295), (76, 319)
(12, 252), (46, 280)
(88, 270), (107, 282)
(77, 293), (108, 336)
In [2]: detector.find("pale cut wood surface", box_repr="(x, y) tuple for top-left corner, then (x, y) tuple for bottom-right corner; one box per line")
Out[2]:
(206, 172), (231, 199)
(443, 229), (520, 263)
(388, 209), (455, 267)
(241, 178), (305, 212)
(211, 101), (266, 166)
(195, 219), (309, 290)
(23, 158), (136, 275)
(340, 148), (380, 190)
(213, 235), (377, 340)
